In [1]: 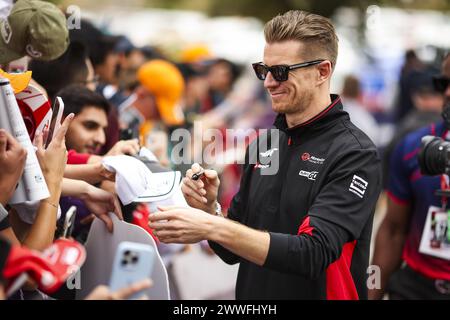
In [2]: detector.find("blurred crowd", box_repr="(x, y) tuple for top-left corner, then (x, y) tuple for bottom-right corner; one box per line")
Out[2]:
(0, 0), (449, 300)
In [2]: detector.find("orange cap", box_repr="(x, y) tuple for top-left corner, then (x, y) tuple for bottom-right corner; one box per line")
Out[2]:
(137, 60), (185, 126)
(180, 45), (212, 64)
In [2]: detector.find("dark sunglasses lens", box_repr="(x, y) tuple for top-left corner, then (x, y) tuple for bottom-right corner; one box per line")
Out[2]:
(253, 64), (267, 80)
(271, 66), (288, 81)
(433, 77), (450, 93)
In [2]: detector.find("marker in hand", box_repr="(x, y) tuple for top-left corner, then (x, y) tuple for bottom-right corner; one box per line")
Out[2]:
(191, 171), (205, 181)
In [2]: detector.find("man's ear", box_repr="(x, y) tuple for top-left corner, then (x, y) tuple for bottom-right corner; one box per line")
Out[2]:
(317, 61), (332, 85)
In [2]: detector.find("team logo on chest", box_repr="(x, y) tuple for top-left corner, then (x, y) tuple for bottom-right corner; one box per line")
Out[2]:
(301, 152), (325, 165)
(301, 153), (310, 161)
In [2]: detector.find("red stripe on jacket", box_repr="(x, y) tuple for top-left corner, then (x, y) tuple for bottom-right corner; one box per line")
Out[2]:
(326, 240), (358, 300)
(298, 216), (359, 300)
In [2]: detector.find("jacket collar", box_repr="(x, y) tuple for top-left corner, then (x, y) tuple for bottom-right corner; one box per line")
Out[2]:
(274, 94), (347, 142)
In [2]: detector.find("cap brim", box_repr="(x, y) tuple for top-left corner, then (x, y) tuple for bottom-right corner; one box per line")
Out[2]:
(156, 97), (185, 126)
(138, 158), (171, 173)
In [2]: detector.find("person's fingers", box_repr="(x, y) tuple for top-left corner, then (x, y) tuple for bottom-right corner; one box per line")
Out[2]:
(184, 193), (206, 207)
(80, 214), (95, 225)
(4, 130), (22, 151)
(42, 127), (49, 146)
(98, 214), (114, 233)
(149, 221), (179, 231)
(101, 171), (115, 182)
(157, 205), (186, 212)
(186, 164), (203, 180)
(121, 144), (138, 155)
(191, 163), (203, 174)
(153, 230), (181, 239)
(127, 139), (140, 153)
(148, 211), (175, 222)
(100, 164), (116, 181)
(34, 132), (45, 162)
(188, 174), (205, 189)
(181, 185), (206, 202)
(181, 181), (207, 203)
(52, 113), (74, 145)
(182, 177), (206, 194)
(130, 142), (139, 154)
(0, 130), (6, 155)
(181, 183), (206, 201)
(111, 195), (123, 220)
(204, 169), (219, 183)
(34, 131), (44, 151)
(85, 285), (110, 300)
(106, 171), (115, 181)
(113, 278), (152, 300)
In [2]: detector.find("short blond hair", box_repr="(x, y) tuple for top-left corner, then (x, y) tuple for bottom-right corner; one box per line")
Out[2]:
(264, 10), (339, 69)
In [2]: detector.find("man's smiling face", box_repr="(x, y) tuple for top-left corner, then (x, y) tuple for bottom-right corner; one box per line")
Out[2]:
(65, 106), (108, 154)
(263, 40), (319, 116)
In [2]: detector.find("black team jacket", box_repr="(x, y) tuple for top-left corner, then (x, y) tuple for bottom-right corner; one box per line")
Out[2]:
(209, 94), (382, 299)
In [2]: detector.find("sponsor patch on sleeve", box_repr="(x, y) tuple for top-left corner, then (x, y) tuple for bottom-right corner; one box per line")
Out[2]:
(349, 174), (368, 198)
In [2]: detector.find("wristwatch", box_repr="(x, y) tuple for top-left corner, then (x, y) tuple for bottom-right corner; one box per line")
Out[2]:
(214, 201), (224, 217)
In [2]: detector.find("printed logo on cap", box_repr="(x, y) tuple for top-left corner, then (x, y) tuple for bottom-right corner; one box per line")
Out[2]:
(25, 44), (42, 58)
(1, 19), (12, 44)
(301, 153), (311, 161)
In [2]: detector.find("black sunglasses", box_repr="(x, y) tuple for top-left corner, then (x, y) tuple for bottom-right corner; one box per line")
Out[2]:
(252, 59), (325, 82)
(433, 75), (450, 93)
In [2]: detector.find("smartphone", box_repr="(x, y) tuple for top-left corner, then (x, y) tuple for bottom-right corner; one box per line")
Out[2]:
(62, 206), (77, 238)
(45, 96), (64, 148)
(109, 242), (155, 300)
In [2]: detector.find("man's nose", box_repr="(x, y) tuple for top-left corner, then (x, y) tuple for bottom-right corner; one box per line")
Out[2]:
(264, 71), (280, 89)
(95, 129), (106, 146)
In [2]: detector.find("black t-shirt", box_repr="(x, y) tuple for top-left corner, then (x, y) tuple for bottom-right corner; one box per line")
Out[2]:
(209, 95), (382, 299)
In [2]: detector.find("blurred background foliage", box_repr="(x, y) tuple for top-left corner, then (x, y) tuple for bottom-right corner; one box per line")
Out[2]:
(53, 0), (450, 21)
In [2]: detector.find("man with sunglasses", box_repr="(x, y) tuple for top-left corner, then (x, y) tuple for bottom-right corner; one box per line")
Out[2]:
(149, 10), (382, 299)
(370, 53), (450, 300)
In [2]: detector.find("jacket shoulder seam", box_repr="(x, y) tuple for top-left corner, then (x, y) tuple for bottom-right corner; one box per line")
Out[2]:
(339, 119), (365, 149)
